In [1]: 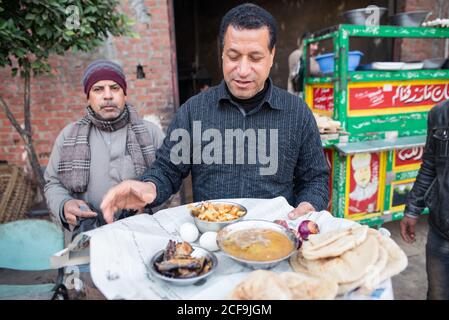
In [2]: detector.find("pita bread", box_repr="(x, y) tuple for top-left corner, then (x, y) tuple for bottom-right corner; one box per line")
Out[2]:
(338, 244), (388, 295)
(336, 273), (367, 295)
(290, 252), (311, 273)
(301, 225), (368, 260)
(290, 250), (369, 296)
(279, 272), (338, 300)
(229, 270), (338, 300)
(376, 232), (408, 284)
(228, 270), (292, 300)
(337, 229), (406, 295)
(361, 229), (389, 290)
(294, 233), (380, 283)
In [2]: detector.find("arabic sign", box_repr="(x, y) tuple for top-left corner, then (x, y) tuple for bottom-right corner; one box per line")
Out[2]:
(393, 147), (423, 171)
(349, 82), (449, 112)
(312, 87), (334, 112)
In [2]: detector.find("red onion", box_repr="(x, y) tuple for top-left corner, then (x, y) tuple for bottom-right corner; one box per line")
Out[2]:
(290, 228), (302, 249)
(273, 219), (289, 229)
(296, 236), (303, 249)
(298, 220), (320, 240)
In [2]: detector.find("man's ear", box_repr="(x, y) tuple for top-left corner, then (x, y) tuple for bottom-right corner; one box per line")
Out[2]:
(270, 46), (276, 67)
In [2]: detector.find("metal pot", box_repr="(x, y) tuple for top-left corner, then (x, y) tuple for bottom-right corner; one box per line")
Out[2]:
(390, 11), (432, 27)
(341, 7), (388, 25)
(422, 58), (446, 69)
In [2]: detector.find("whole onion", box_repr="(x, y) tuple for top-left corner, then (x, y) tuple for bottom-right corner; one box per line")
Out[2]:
(298, 220), (320, 240)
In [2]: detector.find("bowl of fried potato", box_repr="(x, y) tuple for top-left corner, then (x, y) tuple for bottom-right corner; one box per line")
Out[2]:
(189, 200), (247, 233)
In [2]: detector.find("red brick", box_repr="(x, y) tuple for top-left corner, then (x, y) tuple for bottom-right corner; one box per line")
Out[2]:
(0, 0), (176, 167)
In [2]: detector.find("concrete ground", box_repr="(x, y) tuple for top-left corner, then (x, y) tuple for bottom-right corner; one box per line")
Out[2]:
(387, 215), (429, 300)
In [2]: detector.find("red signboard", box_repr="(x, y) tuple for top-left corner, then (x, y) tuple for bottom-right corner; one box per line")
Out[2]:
(349, 83), (449, 111)
(348, 152), (380, 215)
(394, 147), (423, 168)
(312, 87), (334, 112)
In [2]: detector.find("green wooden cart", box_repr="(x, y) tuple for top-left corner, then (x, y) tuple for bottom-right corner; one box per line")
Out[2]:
(303, 24), (449, 227)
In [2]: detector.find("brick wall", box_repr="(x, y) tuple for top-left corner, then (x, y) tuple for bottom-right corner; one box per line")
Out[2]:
(1, 0), (448, 177)
(0, 0), (177, 167)
(397, 0), (449, 61)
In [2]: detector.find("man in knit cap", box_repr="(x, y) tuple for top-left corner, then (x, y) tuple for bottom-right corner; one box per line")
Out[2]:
(44, 59), (164, 238)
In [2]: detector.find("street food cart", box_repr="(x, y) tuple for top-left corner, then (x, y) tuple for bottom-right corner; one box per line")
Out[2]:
(304, 24), (449, 227)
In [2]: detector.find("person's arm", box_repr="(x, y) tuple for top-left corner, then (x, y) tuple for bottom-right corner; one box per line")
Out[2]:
(291, 103), (330, 214)
(404, 115), (436, 218)
(44, 127), (76, 229)
(310, 57), (321, 76)
(401, 111), (436, 243)
(44, 125), (96, 229)
(100, 104), (194, 223)
(140, 105), (193, 206)
(287, 50), (300, 93)
(143, 120), (165, 150)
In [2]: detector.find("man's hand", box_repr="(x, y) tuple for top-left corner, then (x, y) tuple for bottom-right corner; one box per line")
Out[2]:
(288, 202), (316, 220)
(63, 199), (97, 226)
(100, 180), (157, 224)
(400, 215), (418, 244)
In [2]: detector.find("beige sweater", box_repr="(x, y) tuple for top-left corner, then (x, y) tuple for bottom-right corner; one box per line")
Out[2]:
(44, 120), (165, 224)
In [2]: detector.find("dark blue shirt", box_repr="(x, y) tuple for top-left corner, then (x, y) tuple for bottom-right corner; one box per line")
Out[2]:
(141, 78), (329, 210)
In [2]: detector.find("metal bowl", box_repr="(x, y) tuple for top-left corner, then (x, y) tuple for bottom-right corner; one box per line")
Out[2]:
(341, 7), (388, 25)
(190, 201), (247, 233)
(217, 219), (299, 270)
(423, 58), (446, 69)
(390, 11), (431, 27)
(149, 245), (218, 286)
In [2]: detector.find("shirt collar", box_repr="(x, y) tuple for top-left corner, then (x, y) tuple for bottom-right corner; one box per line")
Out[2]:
(217, 78), (282, 110)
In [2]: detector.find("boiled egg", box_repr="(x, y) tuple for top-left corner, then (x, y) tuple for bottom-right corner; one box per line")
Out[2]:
(179, 222), (199, 242)
(199, 232), (219, 251)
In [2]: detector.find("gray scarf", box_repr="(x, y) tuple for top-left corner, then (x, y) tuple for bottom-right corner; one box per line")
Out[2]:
(57, 104), (155, 193)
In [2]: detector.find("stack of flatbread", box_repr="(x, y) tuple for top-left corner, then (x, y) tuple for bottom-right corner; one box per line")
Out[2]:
(290, 225), (408, 295)
(228, 270), (338, 300)
(313, 113), (342, 133)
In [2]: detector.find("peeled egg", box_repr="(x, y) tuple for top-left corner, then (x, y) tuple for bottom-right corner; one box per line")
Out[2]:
(199, 232), (219, 252)
(179, 222), (199, 242)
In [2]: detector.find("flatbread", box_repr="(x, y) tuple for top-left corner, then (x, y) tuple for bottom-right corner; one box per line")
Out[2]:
(377, 232), (408, 284)
(228, 270), (338, 300)
(228, 270), (292, 300)
(361, 229), (389, 290)
(301, 225), (368, 260)
(337, 229), (406, 295)
(278, 272), (338, 300)
(289, 252), (311, 273)
(338, 244), (388, 295)
(293, 233), (379, 283)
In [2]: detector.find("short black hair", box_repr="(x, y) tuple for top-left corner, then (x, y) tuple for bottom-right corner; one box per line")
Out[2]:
(219, 3), (277, 52)
(301, 32), (312, 42)
(298, 31), (313, 46)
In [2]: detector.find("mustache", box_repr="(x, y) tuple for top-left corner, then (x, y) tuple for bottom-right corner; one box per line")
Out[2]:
(100, 103), (118, 109)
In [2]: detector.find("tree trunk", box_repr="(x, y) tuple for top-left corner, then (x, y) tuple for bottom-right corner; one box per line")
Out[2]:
(0, 71), (47, 204)
(23, 134), (46, 202)
(22, 66), (46, 203)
